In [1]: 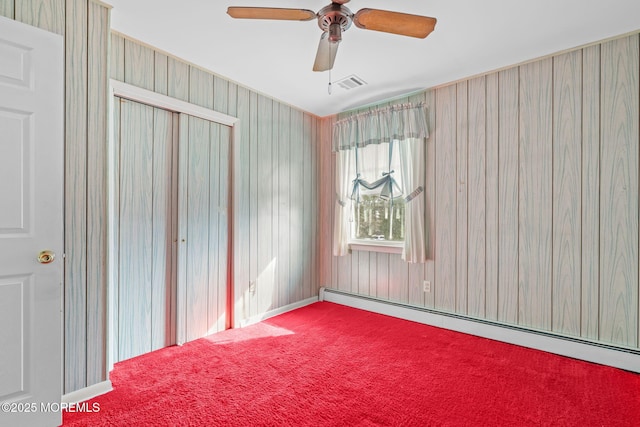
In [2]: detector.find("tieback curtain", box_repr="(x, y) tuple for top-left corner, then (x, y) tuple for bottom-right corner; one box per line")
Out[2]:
(332, 102), (429, 263)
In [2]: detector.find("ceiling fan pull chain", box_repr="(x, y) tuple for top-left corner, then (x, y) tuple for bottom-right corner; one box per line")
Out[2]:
(328, 68), (332, 95)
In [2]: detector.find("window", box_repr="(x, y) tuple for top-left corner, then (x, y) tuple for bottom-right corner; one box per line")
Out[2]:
(333, 102), (429, 262)
(349, 141), (405, 245)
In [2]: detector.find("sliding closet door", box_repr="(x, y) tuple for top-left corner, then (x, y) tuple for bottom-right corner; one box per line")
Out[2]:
(113, 98), (178, 362)
(177, 115), (230, 343)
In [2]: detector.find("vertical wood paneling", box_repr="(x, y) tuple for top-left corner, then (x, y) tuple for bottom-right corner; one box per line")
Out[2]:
(64, 0), (87, 392)
(497, 67), (519, 324)
(518, 58), (553, 330)
(485, 73), (499, 321)
(217, 124), (230, 330)
(150, 108), (173, 350)
(552, 50), (582, 336)
(0, 1), (14, 18)
(176, 114), (189, 343)
(407, 262), (424, 307)
(271, 103), (280, 308)
(456, 82), (469, 314)
(248, 91), (258, 316)
(376, 253), (390, 300)
(320, 118), (336, 289)
(389, 255), (409, 303)
(86, 0), (108, 384)
(185, 116), (211, 341)
(357, 251), (370, 295)
(351, 251), (359, 294)
(189, 66), (214, 109)
(154, 52), (168, 95)
(11, 0), (330, 392)
(581, 44), (601, 341)
(118, 100), (153, 360)
(304, 117), (320, 298)
(424, 90), (436, 309)
(337, 252), (351, 292)
(214, 76), (229, 115)
(207, 122), (221, 334)
(109, 98), (121, 368)
(113, 102), (175, 357)
(108, 98), (121, 368)
(257, 95), (273, 314)
(124, 38), (154, 90)
(290, 109), (304, 303)
(599, 35), (639, 347)
(110, 33), (124, 81)
(303, 114), (314, 299)
(321, 32), (640, 352)
(167, 57), (189, 102)
(15, 0), (64, 34)
(435, 85), (457, 311)
(277, 103), (291, 306)
(170, 114), (180, 343)
(224, 91), (236, 325)
(467, 76), (487, 318)
(234, 86), (250, 323)
(365, 252), (376, 296)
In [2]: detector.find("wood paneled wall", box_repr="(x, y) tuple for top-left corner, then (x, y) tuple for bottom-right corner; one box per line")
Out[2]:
(5, 0), (319, 395)
(2, 0), (111, 393)
(320, 33), (640, 350)
(110, 32), (320, 336)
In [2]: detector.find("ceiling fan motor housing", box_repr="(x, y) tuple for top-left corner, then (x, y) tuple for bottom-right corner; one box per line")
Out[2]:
(318, 4), (353, 43)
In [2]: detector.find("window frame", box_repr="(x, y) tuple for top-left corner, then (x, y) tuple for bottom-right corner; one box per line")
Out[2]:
(346, 140), (405, 254)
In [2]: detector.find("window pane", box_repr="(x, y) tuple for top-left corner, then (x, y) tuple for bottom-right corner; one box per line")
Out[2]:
(348, 141), (406, 244)
(356, 142), (404, 194)
(352, 195), (405, 242)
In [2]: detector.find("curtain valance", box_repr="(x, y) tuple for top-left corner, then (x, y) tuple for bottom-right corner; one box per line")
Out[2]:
(332, 102), (429, 152)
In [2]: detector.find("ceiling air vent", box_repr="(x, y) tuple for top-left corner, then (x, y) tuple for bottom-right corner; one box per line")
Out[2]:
(334, 74), (367, 91)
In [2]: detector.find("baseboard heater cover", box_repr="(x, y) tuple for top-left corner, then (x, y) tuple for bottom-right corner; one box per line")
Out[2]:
(319, 287), (640, 374)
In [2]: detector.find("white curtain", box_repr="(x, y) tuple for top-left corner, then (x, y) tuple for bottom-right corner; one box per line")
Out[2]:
(399, 137), (426, 263)
(332, 102), (429, 262)
(333, 148), (352, 256)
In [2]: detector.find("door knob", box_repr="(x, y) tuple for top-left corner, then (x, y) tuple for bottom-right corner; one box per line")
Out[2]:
(38, 250), (56, 264)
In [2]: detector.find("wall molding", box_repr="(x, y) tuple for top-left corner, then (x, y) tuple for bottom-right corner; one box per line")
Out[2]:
(110, 79), (238, 126)
(62, 380), (112, 405)
(239, 296), (319, 328)
(319, 287), (640, 373)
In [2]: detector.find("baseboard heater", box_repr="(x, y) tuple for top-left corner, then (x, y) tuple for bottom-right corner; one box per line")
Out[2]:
(319, 287), (640, 374)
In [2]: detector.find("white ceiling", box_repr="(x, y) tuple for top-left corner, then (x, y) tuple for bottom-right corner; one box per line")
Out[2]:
(107, 0), (640, 117)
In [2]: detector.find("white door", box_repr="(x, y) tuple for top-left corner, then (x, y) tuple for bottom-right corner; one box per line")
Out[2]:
(0, 16), (64, 427)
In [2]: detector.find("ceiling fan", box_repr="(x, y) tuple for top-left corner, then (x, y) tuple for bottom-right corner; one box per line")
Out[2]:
(227, 1), (437, 72)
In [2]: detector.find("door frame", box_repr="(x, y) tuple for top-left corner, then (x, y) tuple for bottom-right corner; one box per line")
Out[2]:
(107, 80), (238, 369)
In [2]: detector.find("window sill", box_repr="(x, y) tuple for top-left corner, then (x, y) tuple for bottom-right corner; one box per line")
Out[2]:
(349, 240), (403, 254)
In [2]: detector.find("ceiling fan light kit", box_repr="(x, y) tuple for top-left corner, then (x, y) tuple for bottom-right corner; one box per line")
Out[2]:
(227, 1), (437, 72)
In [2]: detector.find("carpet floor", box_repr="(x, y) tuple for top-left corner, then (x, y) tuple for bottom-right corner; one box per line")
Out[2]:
(63, 302), (640, 426)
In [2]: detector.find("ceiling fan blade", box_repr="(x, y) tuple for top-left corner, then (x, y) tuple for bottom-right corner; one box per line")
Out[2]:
(227, 7), (316, 21)
(354, 8), (437, 39)
(313, 32), (339, 72)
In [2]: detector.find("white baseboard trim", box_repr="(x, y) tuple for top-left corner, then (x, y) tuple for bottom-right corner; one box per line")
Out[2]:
(62, 380), (113, 405)
(320, 287), (640, 373)
(239, 296), (319, 328)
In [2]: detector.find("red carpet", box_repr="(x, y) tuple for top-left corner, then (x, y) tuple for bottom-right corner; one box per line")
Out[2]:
(64, 302), (640, 426)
